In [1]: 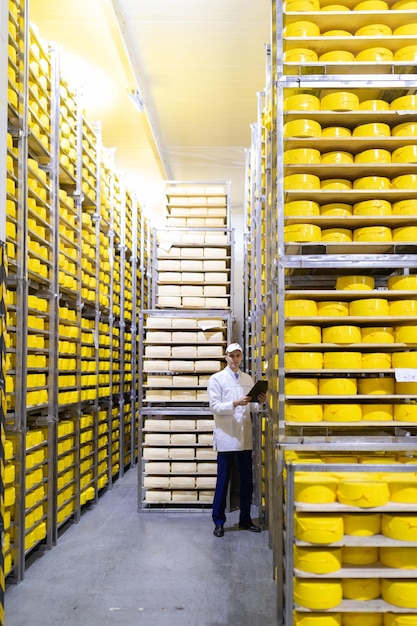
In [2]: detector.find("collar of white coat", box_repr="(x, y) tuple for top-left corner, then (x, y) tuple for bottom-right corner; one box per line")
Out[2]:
(227, 366), (240, 380)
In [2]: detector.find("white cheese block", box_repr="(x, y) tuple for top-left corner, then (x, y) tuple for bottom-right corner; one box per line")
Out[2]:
(144, 433), (171, 445)
(169, 419), (196, 431)
(144, 476), (170, 489)
(204, 286), (227, 296)
(166, 217), (187, 227)
(182, 296), (205, 307)
(181, 260), (204, 271)
(197, 462), (217, 473)
(198, 330), (224, 343)
(171, 346), (197, 357)
(181, 285), (204, 296)
(187, 218), (206, 227)
(181, 233), (206, 244)
(145, 389), (171, 401)
(144, 462), (171, 473)
(198, 376), (211, 387)
(205, 219), (226, 228)
(158, 296), (182, 307)
(169, 360), (195, 372)
(169, 448), (195, 459)
(158, 272), (182, 282)
(189, 196), (206, 205)
(146, 331), (172, 343)
(171, 433), (197, 445)
(172, 331), (197, 342)
(197, 391), (209, 401)
(158, 285), (179, 296)
(205, 247), (227, 258)
(171, 390), (197, 401)
(158, 246), (181, 258)
(196, 448), (217, 459)
(205, 272), (228, 283)
(171, 462), (197, 473)
(157, 260), (182, 272)
(181, 247), (204, 258)
(198, 433), (213, 445)
(143, 447), (169, 459)
(189, 207), (208, 216)
(170, 476), (196, 489)
(144, 419), (171, 431)
(205, 233), (228, 244)
(207, 207), (226, 217)
(206, 186), (226, 194)
(207, 196), (226, 205)
(203, 260), (227, 271)
(146, 375), (173, 387)
(145, 345), (171, 358)
(172, 375), (197, 386)
(205, 297), (229, 308)
(199, 490), (215, 502)
(182, 272), (204, 282)
(145, 490), (171, 502)
(171, 318), (198, 329)
(143, 360), (169, 372)
(169, 205), (189, 214)
(196, 476), (217, 489)
(146, 316), (172, 328)
(197, 345), (224, 357)
(196, 419), (214, 431)
(195, 360), (221, 372)
(171, 490), (197, 502)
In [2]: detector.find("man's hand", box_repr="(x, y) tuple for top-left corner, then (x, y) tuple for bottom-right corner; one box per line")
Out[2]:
(233, 395), (251, 408)
(257, 392), (267, 404)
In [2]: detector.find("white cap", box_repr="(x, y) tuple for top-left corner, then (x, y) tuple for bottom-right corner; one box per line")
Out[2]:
(226, 342), (243, 353)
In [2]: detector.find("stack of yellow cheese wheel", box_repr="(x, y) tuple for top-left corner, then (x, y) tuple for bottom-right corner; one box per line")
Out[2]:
(337, 478), (390, 507)
(381, 580), (417, 608)
(294, 512), (344, 543)
(285, 351), (323, 369)
(323, 404), (362, 421)
(362, 353), (391, 368)
(343, 578), (381, 600)
(294, 546), (342, 573)
(285, 403), (324, 422)
(342, 546), (379, 565)
(319, 377), (357, 395)
(388, 275), (417, 290)
(382, 513), (417, 540)
(350, 298), (389, 316)
(362, 404), (393, 421)
(295, 473), (338, 503)
(336, 275), (374, 290)
(294, 579), (343, 610)
(343, 512), (381, 535)
(323, 352), (362, 368)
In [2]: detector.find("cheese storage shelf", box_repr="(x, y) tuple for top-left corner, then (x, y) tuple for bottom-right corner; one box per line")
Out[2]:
(165, 181), (230, 229)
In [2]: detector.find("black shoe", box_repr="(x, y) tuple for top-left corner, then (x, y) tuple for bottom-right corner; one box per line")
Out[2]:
(239, 522), (261, 533)
(213, 524), (224, 537)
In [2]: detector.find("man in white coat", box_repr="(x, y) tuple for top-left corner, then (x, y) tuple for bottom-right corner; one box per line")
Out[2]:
(207, 342), (266, 537)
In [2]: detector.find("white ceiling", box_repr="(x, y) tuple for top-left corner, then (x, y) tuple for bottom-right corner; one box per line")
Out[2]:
(30, 0), (271, 220)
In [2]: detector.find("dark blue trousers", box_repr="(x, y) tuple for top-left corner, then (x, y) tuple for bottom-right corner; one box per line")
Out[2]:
(212, 449), (253, 526)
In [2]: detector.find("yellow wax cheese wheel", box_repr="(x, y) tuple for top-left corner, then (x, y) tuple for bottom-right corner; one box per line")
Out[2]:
(384, 615), (417, 625)
(393, 226), (417, 242)
(319, 50), (355, 62)
(285, 352), (323, 368)
(343, 578), (381, 600)
(395, 380), (417, 394)
(283, 93), (321, 111)
(361, 327), (394, 343)
(293, 612), (342, 626)
(392, 0), (417, 6)
(294, 474), (339, 503)
(392, 145), (417, 163)
(336, 275), (374, 290)
(284, 224), (322, 242)
(321, 228), (352, 242)
(392, 122), (417, 137)
(284, 0), (321, 10)
(389, 299), (417, 315)
(323, 29), (352, 35)
(394, 404), (417, 422)
(320, 92), (359, 111)
(322, 325), (361, 343)
(284, 200), (320, 216)
(284, 21), (321, 36)
(354, 0), (388, 6)
(353, 199), (391, 215)
(381, 579), (417, 608)
(6, 177), (16, 196)
(286, 325), (321, 343)
(319, 378), (357, 395)
(358, 377), (394, 395)
(392, 352), (417, 368)
(355, 23), (392, 36)
(284, 174), (321, 190)
(284, 148), (321, 164)
(293, 579), (342, 610)
(321, 179), (352, 190)
(284, 48), (319, 63)
(320, 203), (352, 216)
(385, 476), (417, 503)
(284, 119), (322, 138)
(353, 178), (391, 191)
(294, 546), (342, 574)
(8, 88), (18, 108)
(382, 514), (417, 540)
(353, 226), (392, 241)
(359, 99), (390, 111)
(321, 151), (353, 164)
(354, 149), (391, 164)
(350, 298), (389, 316)
(392, 174), (417, 189)
(344, 614), (382, 626)
(285, 299), (318, 316)
(343, 512), (381, 535)
(342, 546), (379, 565)
(294, 513), (344, 543)
(388, 275), (417, 290)
(353, 122), (391, 137)
(337, 479), (389, 507)
(362, 353), (391, 368)
(285, 403), (324, 422)
(395, 325), (417, 343)
(391, 95), (417, 110)
(394, 23), (417, 35)
(317, 301), (349, 316)
(323, 404), (362, 422)
(321, 4), (351, 9)
(285, 378), (318, 395)
(322, 126), (351, 137)
(362, 404), (393, 421)
(323, 352), (362, 368)
(395, 46), (417, 62)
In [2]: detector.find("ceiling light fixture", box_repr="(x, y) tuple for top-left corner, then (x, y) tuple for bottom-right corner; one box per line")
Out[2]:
(128, 89), (145, 112)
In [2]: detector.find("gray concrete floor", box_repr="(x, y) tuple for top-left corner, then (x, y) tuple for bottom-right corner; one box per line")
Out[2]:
(5, 470), (278, 626)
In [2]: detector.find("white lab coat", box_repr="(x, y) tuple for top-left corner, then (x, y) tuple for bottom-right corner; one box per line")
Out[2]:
(207, 366), (255, 452)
